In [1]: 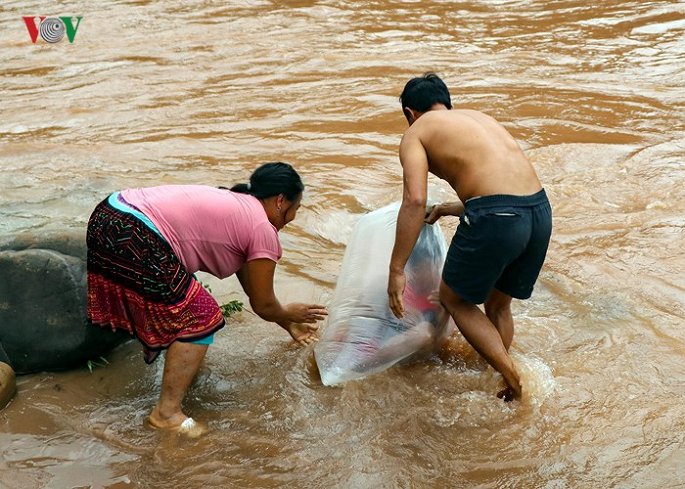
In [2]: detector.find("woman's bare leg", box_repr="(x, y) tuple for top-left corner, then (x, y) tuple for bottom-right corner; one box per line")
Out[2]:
(148, 341), (208, 428)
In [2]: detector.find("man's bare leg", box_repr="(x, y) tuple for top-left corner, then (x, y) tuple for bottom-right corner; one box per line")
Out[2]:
(439, 281), (522, 401)
(484, 289), (514, 351)
(148, 341), (208, 429)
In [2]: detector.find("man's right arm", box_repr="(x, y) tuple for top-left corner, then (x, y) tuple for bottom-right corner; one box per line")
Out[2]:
(388, 132), (430, 318)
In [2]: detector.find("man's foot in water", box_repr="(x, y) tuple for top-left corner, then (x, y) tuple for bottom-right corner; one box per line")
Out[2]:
(496, 380), (522, 402)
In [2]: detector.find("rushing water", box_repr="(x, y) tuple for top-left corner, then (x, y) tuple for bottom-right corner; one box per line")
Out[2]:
(1, 0), (684, 487)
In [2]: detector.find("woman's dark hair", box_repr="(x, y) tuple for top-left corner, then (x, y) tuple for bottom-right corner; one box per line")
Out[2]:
(229, 162), (304, 201)
(399, 73), (452, 122)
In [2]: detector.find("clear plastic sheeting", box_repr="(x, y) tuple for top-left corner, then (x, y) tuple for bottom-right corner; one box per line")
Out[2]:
(315, 202), (452, 386)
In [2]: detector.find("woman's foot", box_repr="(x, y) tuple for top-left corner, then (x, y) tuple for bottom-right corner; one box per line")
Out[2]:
(147, 408), (207, 437)
(148, 406), (187, 429)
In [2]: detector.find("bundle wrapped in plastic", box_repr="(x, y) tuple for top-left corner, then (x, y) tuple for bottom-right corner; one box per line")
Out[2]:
(315, 202), (452, 386)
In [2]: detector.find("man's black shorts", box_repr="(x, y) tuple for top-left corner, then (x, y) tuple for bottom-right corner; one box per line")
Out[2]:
(442, 189), (552, 304)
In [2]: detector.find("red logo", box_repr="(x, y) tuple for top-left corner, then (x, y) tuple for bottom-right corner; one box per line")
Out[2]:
(23, 16), (83, 43)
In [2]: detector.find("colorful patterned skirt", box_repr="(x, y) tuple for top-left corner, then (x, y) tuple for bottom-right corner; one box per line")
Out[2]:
(86, 193), (225, 363)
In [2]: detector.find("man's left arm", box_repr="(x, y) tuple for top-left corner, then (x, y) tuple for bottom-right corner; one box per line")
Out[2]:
(388, 132), (429, 318)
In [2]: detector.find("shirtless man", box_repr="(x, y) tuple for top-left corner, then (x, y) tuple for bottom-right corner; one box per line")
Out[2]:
(387, 73), (552, 401)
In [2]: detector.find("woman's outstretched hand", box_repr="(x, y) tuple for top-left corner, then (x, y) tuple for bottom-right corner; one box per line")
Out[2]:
(285, 303), (328, 324)
(282, 303), (328, 346)
(286, 322), (320, 346)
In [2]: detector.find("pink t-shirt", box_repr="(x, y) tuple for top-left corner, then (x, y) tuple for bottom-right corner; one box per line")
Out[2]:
(121, 185), (281, 278)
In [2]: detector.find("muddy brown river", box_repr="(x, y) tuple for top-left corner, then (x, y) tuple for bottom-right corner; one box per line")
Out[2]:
(1, 1), (684, 488)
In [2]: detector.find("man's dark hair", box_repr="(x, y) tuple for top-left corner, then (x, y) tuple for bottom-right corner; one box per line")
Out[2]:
(399, 73), (452, 122)
(230, 162), (304, 201)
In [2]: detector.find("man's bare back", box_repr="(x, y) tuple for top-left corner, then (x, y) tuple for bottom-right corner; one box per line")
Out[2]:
(400, 108), (542, 202)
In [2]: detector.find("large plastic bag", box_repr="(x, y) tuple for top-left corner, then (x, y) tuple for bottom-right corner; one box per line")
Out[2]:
(315, 202), (452, 386)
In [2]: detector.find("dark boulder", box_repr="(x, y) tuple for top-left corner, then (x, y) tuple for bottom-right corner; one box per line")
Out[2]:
(0, 231), (129, 374)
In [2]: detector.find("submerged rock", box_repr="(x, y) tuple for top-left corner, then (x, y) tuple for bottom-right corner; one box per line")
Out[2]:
(0, 362), (16, 409)
(0, 231), (129, 374)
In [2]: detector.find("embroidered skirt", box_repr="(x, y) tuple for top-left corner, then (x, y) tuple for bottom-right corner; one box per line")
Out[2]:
(86, 193), (225, 363)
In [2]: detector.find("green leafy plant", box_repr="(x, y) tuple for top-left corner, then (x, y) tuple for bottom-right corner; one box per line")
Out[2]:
(200, 281), (244, 320)
(220, 299), (244, 319)
(86, 356), (109, 373)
